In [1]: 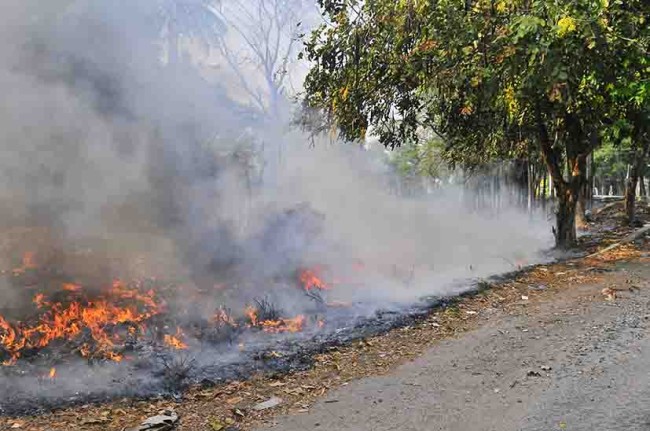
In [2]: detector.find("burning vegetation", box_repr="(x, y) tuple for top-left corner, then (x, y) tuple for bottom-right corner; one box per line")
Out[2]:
(0, 249), (334, 373)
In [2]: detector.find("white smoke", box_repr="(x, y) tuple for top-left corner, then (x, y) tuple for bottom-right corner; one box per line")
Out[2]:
(0, 0), (553, 411)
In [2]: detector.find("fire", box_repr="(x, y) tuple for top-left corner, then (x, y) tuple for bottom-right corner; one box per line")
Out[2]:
(33, 293), (47, 309)
(245, 307), (305, 334)
(62, 283), (82, 292)
(0, 250), (339, 368)
(280, 315), (305, 333)
(0, 279), (161, 364)
(299, 267), (329, 291)
(259, 315), (305, 334)
(163, 328), (188, 350)
(245, 306), (258, 327)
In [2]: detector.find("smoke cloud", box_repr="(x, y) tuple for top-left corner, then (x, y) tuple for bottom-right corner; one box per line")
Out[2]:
(0, 0), (552, 411)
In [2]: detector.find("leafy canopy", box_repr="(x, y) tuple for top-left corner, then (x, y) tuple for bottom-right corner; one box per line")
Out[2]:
(302, 0), (649, 171)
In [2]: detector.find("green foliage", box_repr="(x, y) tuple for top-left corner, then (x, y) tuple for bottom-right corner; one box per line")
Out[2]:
(593, 142), (629, 181)
(389, 138), (448, 180)
(302, 0), (648, 166)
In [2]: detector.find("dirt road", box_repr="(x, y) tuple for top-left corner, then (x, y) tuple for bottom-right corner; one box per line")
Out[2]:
(256, 260), (650, 431)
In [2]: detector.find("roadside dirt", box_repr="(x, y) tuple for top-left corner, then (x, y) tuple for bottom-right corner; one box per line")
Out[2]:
(3, 205), (649, 431)
(255, 257), (650, 431)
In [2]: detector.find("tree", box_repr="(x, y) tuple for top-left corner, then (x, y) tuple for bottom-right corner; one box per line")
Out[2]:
(593, 142), (628, 195)
(612, 71), (650, 225)
(212, 0), (314, 117)
(302, 0), (648, 248)
(157, 0), (226, 66)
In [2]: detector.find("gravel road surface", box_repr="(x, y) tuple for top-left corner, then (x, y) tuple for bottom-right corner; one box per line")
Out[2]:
(256, 261), (650, 431)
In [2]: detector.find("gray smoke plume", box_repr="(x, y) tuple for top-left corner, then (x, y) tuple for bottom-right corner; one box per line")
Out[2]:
(0, 0), (552, 412)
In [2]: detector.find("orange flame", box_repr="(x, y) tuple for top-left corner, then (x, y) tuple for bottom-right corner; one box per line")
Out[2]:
(245, 306), (258, 327)
(163, 328), (188, 350)
(0, 280), (160, 364)
(299, 267), (329, 291)
(62, 283), (82, 292)
(258, 315), (305, 333)
(276, 315), (305, 333)
(245, 306), (305, 334)
(33, 293), (47, 309)
(1, 252), (333, 367)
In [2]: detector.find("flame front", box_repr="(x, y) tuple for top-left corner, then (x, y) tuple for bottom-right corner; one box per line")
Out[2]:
(259, 315), (305, 333)
(299, 267), (329, 291)
(0, 258), (331, 367)
(0, 280), (160, 364)
(245, 308), (306, 334)
(163, 328), (188, 350)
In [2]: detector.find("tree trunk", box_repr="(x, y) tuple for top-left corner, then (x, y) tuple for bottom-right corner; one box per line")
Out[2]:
(625, 172), (638, 225)
(535, 112), (580, 248)
(625, 138), (650, 225)
(556, 186), (578, 247)
(535, 108), (599, 248)
(541, 172), (548, 213)
(587, 154), (594, 207)
(574, 144), (590, 230)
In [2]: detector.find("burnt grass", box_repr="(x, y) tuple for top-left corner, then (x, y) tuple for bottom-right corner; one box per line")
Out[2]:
(0, 250), (569, 417)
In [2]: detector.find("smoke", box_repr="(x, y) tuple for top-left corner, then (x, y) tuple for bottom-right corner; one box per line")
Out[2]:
(0, 0), (552, 410)
(260, 141), (552, 303)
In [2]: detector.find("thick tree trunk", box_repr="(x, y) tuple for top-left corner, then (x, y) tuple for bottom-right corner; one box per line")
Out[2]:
(556, 186), (578, 247)
(535, 107), (600, 248)
(535, 112), (581, 249)
(573, 139), (591, 230)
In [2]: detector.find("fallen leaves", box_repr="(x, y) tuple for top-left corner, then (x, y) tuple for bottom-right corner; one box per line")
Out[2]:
(209, 416), (236, 430)
(601, 287), (617, 301)
(226, 396), (244, 406)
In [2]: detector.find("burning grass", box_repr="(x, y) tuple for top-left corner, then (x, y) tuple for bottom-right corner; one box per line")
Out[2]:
(0, 278), (160, 365)
(0, 251), (334, 384)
